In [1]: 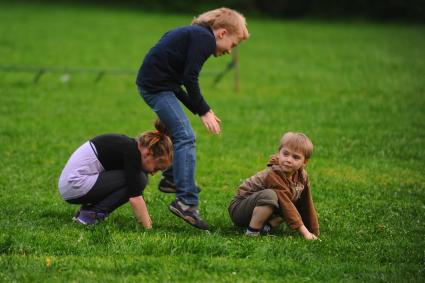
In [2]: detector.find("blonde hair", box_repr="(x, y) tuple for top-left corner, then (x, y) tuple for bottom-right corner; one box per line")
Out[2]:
(279, 132), (314, 160)
(138, 119), (173, 168)
(192, 7), (250, 41)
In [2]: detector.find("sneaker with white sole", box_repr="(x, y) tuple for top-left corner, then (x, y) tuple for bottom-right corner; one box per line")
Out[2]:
(169, 200), (209, 230)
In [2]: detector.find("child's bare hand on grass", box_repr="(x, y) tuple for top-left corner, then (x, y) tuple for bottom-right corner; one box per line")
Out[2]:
(304, 232), (319, 240)
(299, 225), (319, 240)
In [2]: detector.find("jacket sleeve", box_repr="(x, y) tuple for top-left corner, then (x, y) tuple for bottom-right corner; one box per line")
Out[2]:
(295, 175), (320, 236)
(264, 170), (304, 230)
(182, 32), (214, 116)
(174, 87), (198, 115)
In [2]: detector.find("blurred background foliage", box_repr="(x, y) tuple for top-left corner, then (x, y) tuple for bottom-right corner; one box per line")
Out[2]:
(9, 0), (425, 21)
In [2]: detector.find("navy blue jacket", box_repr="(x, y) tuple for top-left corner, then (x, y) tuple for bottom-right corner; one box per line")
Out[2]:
(136, 25), (216, 116)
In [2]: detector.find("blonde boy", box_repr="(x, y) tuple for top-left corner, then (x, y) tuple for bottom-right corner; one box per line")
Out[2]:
(137, 8), (249, 230)
(228, 132), (319, 239)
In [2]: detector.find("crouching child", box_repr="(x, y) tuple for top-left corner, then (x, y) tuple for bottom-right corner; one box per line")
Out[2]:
(228, 132), (319, 240)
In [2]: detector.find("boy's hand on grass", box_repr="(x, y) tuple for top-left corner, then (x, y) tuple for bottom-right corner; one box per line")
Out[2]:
(298, 225), (319, 240)
(304, 232), (318, 241)
(201, 110), (221, 134)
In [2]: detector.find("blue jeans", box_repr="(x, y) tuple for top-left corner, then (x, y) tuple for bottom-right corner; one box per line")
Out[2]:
(139, 87), (199, 206)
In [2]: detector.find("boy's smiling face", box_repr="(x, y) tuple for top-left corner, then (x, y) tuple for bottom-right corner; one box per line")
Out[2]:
(278, 147), (307, 176)
(213, 28), (239, 57)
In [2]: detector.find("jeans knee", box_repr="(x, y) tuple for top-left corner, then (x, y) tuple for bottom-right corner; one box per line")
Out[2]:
(174, 129), (195, 149)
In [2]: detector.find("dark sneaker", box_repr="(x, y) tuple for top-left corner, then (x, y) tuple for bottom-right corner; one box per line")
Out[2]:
(169, 200), (209, 230)
(95, 211), (108, 222)
(73, 209), (107, 225)
(158, 178), (178, 193)
(261, 223), (272, 235)
(158, 178), (202, 194)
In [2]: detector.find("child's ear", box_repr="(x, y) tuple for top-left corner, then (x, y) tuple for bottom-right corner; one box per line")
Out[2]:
(142, 148), (153, 158)
(217, 28), (227, 39)
(303, 159), (309, 168)
(147, 149), (154, 157)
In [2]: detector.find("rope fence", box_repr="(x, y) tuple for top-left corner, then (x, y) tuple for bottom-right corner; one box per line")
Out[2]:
(0, 49), (240, 91)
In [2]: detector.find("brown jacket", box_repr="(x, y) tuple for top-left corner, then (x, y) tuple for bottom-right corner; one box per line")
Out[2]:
(236, 155), (319, 235)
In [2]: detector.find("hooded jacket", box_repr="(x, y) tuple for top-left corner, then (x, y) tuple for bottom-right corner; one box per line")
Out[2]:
(236, 155), (319, 236)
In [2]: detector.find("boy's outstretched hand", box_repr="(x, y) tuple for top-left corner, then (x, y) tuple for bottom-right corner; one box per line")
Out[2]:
(201, 110), (221, 134)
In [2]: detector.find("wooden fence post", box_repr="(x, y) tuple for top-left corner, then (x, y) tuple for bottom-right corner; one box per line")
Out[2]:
(233, 48), (240, 93)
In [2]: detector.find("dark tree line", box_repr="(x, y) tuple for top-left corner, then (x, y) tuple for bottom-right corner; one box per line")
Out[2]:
(20, 0), (425, 21)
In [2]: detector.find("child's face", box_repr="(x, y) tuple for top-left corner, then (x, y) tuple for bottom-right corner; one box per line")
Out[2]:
(141, 149), (170, 175)
(213, 28), (239, 57)
(278, 146), (307, 176)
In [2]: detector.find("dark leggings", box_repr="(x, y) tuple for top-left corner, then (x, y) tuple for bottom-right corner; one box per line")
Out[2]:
(66, 170), (147, 213)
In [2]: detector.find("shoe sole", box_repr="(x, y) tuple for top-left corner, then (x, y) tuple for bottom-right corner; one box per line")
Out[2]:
(73, 216), (97, 225)
(159, 186), (177, 193)
(159, 186), (201, 194)
(169, 205), (208, 230)
(73, 217), (89, 225)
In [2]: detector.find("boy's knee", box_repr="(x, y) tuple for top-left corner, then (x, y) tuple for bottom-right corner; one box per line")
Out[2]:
(255, 189), (278, 208)
(174, 129), (195, 147)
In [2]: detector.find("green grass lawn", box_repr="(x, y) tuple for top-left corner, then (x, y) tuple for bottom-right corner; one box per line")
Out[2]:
(1, 2), (424, 282)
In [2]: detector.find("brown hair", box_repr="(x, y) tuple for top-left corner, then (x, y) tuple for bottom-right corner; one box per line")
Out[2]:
(279, 132), (314, 160)
(137, 119), (173, 167)
(192, 7), (250, 41)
